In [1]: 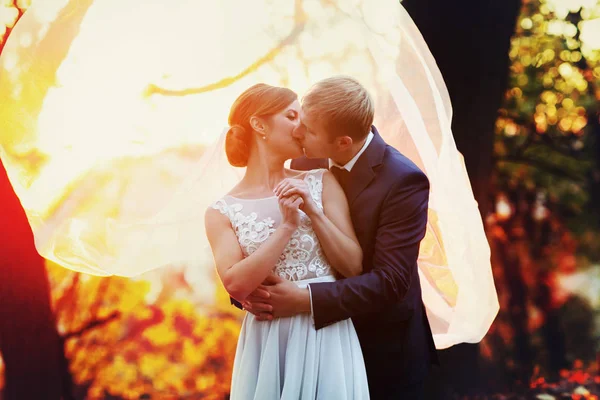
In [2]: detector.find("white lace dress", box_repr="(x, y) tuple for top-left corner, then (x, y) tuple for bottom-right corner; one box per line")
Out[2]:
(211, 169), (369, 400)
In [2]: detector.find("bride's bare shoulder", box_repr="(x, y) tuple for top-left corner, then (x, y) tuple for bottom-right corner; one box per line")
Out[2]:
(204, 202), (229, 226)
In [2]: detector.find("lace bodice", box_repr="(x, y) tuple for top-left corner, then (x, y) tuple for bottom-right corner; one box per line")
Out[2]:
(211, 169), (333, 281)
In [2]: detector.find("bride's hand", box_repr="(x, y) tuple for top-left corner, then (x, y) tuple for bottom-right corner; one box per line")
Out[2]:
(274, 178), (320, 217)
(279, 194), (303, 228)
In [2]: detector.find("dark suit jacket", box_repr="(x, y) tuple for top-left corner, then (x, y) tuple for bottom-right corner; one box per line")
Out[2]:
(230, 126), (438, 397)
(292, 127), (438, 396)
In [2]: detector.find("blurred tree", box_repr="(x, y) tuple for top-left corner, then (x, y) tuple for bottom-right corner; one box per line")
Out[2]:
(483, 0), (600, 393)
(403, 0), (522, 219)
(3, 10), (92, 391)
(558, 295), (596, 364)
(0, 0), (94, 180)
(402, 0), (522, 397)
(405, 0), (600, 394)
(495, 0), (600, 240)
(491, 0), (600, 380)
(0, 1), (26, 55)
(0, 1), (109, 398)
(45, 263), (240, 399)
(0, 159), (65, 399)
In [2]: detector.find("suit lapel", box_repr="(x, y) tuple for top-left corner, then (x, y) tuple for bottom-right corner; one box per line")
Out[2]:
(345, 126), (386, 206)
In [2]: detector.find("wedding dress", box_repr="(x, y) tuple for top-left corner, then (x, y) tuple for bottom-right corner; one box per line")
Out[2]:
(211, 169), (369, 400)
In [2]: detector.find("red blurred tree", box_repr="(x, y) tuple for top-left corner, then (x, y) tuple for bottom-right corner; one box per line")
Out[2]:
(0, 160), (66, 399)
(0, 1), (95, 398)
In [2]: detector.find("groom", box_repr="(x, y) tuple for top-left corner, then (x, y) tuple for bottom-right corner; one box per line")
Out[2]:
(242, 76), (438, 399)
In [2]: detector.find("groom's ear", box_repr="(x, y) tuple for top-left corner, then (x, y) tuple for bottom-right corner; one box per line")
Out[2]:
(250, 116), (267, 135)
(336, 136), (353, 151)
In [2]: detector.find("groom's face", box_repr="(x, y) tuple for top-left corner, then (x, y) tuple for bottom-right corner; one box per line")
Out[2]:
(293, 108), (337, 159)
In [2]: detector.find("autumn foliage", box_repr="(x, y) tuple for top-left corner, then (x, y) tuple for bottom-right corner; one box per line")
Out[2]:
(1, 0), (599, 398)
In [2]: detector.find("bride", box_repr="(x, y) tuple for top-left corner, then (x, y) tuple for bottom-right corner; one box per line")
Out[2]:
(204, 83), (370, 399)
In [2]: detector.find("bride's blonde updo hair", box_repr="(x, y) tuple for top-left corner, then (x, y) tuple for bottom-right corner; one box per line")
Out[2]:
(226, 83), (297, 167)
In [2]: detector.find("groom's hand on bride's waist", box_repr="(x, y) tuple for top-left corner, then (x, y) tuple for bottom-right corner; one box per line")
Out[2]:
(240, 286), (273, 321)
(244, 274), (311, 320)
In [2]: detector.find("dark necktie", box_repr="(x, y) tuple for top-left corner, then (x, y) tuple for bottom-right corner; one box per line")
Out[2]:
(330, 165), (350, 188)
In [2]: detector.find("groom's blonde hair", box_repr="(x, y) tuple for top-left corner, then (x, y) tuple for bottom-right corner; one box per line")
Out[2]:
(302, 76), (374, 142)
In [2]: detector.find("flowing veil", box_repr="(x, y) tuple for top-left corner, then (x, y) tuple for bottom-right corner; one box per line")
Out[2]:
(0, 0), (498, 349)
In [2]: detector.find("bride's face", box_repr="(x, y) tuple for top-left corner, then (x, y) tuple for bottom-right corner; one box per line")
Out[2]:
(265, 100), (303, 160)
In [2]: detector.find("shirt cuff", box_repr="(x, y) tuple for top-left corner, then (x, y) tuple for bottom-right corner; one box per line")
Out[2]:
(307, 283), (315, 326)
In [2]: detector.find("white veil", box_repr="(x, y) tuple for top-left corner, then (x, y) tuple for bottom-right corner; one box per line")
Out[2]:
(0, 0), (498, 348)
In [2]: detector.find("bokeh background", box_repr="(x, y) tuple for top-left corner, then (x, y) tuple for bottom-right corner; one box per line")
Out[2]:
(0, 0), (599, 398)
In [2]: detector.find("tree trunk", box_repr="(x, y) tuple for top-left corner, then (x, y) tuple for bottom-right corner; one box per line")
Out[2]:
(0, 1), (95, 396)
(402, 0), (522, 397)
(0, 160), (66, 400)
(403, 0), (521, 218)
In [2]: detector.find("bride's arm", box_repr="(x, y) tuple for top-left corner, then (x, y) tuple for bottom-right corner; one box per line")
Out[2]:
(204, 196), (302, 302)
(276, 171), (362, 277)
(311, 172), (363, 277)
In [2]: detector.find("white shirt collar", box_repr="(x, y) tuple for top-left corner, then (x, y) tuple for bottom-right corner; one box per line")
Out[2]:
(328, 130), (375, 172)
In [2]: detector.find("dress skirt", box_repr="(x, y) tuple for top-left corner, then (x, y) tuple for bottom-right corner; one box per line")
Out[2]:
(229, 276), (370, 400)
